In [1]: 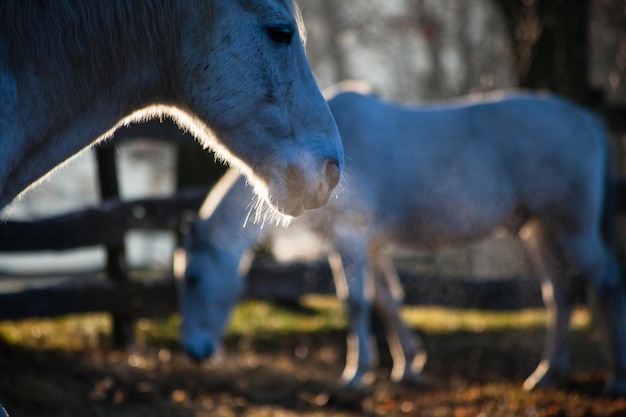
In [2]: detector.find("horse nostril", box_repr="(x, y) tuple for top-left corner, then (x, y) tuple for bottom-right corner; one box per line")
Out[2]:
(325, 159), (341, 190)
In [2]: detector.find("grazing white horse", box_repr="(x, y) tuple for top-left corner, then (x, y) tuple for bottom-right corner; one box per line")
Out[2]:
(0, 0), (342, 217)
(175, 89), (626, 395)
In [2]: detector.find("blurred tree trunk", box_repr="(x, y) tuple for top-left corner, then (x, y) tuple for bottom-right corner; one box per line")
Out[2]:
(411, 0), (445, 98)
(175, 142), (226, 190)
(495, 0), (591, 104)
(454, 1), (473, 95)
(321, 0), (350, 82)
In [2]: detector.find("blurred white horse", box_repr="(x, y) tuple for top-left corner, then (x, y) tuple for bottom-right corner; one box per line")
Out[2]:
(175, 88), (626, 395)
(0, 0), (342, 217)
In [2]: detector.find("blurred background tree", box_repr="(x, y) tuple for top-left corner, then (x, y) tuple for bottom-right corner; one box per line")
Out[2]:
(299, 0), (626, 109)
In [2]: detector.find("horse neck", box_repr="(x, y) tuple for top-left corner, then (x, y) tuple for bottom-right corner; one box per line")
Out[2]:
(209, 216), (266, 262)
(0, 2), (188, 202)
(3, 1), (183, 116)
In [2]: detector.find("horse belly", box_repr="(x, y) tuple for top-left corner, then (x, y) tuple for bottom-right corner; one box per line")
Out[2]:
(383, 196), (518, 251)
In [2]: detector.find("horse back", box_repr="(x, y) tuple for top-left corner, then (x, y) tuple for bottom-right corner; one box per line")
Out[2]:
(491, 94), (608, 216)
(325, 90), (609, 244)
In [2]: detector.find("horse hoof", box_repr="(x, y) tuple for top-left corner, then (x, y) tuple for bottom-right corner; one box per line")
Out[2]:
(391, 369), (428, 387)
(523, 363), (566, 391)
(339, 369), (375, 390)
(523, 373), (561, 391)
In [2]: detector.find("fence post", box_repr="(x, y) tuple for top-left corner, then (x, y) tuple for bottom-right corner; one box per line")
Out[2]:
(175, 140), (227, 190)
(95, 143), (134, 349)
(175, 139), (227, 243)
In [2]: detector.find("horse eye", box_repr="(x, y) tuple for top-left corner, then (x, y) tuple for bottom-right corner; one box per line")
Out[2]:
(185, 273), (200, 289)
(266, 24), (294, 45)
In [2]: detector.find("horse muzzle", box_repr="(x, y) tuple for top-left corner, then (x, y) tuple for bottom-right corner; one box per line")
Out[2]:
(276, 157), (341, 216)
(185, 339), (219, 362)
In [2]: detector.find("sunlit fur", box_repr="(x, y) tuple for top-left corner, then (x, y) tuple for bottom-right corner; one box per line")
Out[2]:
(178, 87), (626, 396)
(0, 0), (343, 215)
(245, 192), (293, 228)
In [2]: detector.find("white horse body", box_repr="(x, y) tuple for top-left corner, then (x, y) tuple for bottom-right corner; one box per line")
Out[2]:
(178, 89), (626, 395)
(0, 0), (342, 216)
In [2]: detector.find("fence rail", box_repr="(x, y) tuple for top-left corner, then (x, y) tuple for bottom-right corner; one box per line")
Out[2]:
(0, 188), (208, 252)
(0, 259), (545, 321)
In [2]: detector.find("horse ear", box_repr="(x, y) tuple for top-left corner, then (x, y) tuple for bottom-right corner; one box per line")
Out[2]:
(179, 211), (198, 236)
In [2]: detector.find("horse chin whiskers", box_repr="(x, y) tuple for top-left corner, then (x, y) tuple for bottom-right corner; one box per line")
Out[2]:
(244, 193), (293, 228)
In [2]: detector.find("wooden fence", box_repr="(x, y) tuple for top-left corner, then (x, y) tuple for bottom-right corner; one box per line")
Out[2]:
(0, 119), (624, 346)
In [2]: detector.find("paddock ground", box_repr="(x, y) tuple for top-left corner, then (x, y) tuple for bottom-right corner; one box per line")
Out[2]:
(1, 300), (626, 417)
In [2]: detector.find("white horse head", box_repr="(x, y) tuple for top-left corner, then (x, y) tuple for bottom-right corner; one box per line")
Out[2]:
(0, 0), (342, 217)
(174, 171), (261, 360)
(174, 229), (247, 360)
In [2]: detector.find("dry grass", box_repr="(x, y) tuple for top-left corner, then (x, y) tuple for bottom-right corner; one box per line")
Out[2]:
(0, 299), (624, 417)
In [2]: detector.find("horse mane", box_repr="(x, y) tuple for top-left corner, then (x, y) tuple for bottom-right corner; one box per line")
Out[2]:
(0, 1), (215, 101)
(282, 0), (307, 44)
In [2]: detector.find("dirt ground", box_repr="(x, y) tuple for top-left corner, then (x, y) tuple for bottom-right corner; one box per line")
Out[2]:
(2, 323), (626, 417)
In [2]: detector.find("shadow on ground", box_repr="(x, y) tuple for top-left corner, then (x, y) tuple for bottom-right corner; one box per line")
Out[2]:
(1, 327), (625, 417)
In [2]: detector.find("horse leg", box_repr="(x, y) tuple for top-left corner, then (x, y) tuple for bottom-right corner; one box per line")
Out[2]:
(371, 255), (427, 385)
(579, 238), (626, 395)
(328, 242), (377, 387)
(520, 220), (578, 390)
(557, 230), (626, 396)
(522, 220), (626, 394)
